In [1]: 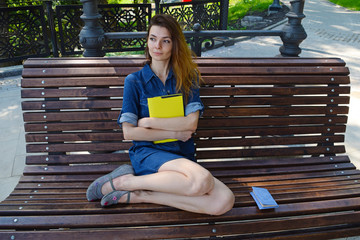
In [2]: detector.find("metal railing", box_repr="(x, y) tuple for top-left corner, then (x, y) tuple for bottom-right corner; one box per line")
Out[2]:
(105, 25), (284, 57)
(1, 0), (227, 63)
(0, 5), (51, 63)
(0, 0), (306, 64)
(81, 0), (306, 57)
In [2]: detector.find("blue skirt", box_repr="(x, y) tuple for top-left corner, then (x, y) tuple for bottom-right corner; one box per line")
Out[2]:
(129, 143), (196, 176)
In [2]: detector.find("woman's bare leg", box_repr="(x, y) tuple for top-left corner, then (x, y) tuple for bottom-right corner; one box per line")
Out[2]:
(101, 158), (235, 215)
(138, 177), (234, 215)
(118, 177), (234, 215)
(102, 158), (215, 196)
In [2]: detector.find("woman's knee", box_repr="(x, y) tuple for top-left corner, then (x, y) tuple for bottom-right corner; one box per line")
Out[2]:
(188, 169), (214, 196)
(159, 158), (215, 196)
(207, 188), (235, 216)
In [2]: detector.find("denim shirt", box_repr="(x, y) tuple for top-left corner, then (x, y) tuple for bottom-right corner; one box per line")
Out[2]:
(118, 63), (204, 160)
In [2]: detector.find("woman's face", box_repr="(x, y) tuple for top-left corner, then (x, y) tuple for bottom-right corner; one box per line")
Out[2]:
(147, 25), (173, 63)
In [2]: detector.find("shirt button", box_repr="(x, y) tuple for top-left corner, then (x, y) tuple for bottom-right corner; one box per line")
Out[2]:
(167, 90), (170, 94)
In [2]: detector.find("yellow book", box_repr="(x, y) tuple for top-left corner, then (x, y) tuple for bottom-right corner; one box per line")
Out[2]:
(147, 93), (184, 144)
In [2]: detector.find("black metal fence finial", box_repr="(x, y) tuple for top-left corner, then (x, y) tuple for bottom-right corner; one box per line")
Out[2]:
(279, 0), (307, 57)
(79, 0), (105, 57)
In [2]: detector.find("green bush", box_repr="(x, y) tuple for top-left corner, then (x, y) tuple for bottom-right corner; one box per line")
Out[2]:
(228, 0), (274, 22)
(328, 0), (360, 11)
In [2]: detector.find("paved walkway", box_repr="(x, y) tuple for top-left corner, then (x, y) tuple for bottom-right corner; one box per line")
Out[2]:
(0, 1), (359, 238)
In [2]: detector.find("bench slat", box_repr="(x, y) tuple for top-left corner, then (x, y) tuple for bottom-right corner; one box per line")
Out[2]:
(202, 75), (350, 85)
(2, 185), (360, 214)
(197, 125), (346, 137)
(25, 153), (130, 165)
(199, 116), (348, 127)
(11, 176), (360, 194)
(23, 154), (348, 167)
(24, 126), (346, 142)
(197, 146), (346, 159)
(20, 75), (350, 88)
(21, 86), (350, 98)
(21, 76), (125, 88)
(21, 88), (123, 98)
(22, 161), (354, 177)
(25, 121), (118, 132)
(6, 181), (359, 205)
(0, 212), (359, 240)
(21, 96), (350, 110)
(26, 132), (124, 142)
(202, 96), (350, 106)
(23, 111), (119, 122)
(22, 66), (349, 78)
(22, 106), (348, 122)
(195, 135), (345, 148)
(199, 66), (349, 75)
(25, 144), (346, 157)
(1, 197), (360, 228)
(22, 100), (123, 110)
(12, 174), (360, 195)
(23, 115), (346, 132)
(22, 57), (347, 68)
(25, 134), (344, 147)
(22, 67), (142, 78)
(200, 86), (350, 96)
(203, 106), (349, 116)
(26, 142), (131, 153)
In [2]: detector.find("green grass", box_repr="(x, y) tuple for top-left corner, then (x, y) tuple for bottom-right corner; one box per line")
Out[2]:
(228, 0), (274, 22)
(107, 0), (133, 4)
(105, 50), (144, 57)
(328, 0), (360, 10)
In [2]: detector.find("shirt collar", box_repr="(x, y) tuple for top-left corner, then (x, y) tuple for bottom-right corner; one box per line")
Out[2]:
(142, 63), (174, 84)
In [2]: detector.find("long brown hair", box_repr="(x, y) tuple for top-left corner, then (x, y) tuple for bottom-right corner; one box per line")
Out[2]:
(145, 14), (202, 100)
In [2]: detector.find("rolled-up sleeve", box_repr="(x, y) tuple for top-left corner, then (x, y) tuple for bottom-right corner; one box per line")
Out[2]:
(185, 84), (204, 116)
(185, 102), (203, 116)
(118, 74), (140, 127)
(118, 112), (138, 127)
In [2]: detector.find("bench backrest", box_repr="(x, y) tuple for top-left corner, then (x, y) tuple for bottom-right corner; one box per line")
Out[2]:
(21, 57), (350, 176)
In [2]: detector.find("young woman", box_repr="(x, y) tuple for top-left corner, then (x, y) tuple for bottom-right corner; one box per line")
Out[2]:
(87, 14), (234, 216)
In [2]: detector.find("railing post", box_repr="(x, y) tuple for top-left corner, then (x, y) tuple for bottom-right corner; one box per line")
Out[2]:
(279, 0), (307, 57)
(155, 0), (160, 14)
(220, 0), (229, 30)
(79, 0), (105, 57)
(269, 0), (282, 12)
(192, 23), (202, 57)
(44, 0), (59, 57)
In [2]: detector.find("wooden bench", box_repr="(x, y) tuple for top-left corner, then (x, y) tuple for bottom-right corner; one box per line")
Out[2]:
(1, 57), (359, 239)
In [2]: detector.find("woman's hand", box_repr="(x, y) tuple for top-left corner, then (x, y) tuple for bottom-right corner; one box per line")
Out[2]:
(174, 130), (193, 142)
(137, 111), (199, 133)
(137, 117), (193, 142)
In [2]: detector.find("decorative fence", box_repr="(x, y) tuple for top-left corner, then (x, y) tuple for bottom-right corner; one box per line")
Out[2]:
(100, 0), (306, 57)
(0, 0), (227, 63)
(56, 3), (152, 55)
(160, 0), (226, 31)
(0, 5), (51, 63)
(1, 0), (307, 64)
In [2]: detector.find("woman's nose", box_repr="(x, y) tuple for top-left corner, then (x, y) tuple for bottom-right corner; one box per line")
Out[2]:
(155, 40), (161, 49)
